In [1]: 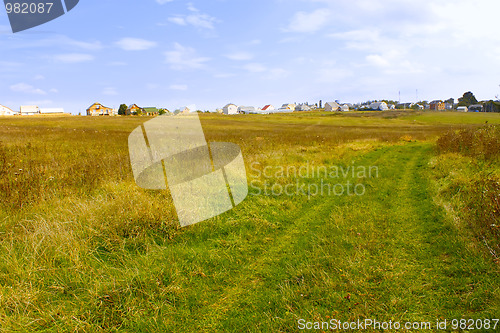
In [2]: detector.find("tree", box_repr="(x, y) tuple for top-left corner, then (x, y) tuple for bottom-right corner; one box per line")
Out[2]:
(458, 92), (478, 107)
(118, 104), (128, 116)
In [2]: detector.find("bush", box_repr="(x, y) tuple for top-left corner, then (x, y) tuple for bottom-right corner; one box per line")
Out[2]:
(436, 125), (500, 160)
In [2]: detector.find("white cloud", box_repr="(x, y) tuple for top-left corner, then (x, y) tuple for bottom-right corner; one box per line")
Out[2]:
(226, 52), (254, 61)
(155, 0), (173, 4)
(285, 9), (331, 33)
(53, 53), (94, 63)
(10, 83), (46, 95)
(243, 63), (267, 73)
(115, 38), (158, 51)
(168, 17), (186, 26)
(169, 84), (188, 91)
(164, 43), (210, 70)
(168, 4), (218, 30)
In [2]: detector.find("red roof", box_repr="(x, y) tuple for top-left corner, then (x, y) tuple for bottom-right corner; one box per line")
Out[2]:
(262, 105), (272, 110)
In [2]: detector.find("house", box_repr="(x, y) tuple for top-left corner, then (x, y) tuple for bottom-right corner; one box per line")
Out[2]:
(457, 106), (468, 112)
(295, 104), (311, 111)
(127, 104), (145, 115)
(469, 104), (483, 112)
(238, 106), (257, 114)
(324, 101), (340, 112)
(430, 100), (445, 111)
(181, 106), (191, 114)
(340, 104), (350, 112)
(281, 103), (296, 110)
(87, 103), (115, 116)
(20, 105), (40, 115)
(369, 102), (389, 111)
(261, 105), (275, 112)
(40, 108), (65, 115)
(397, 103), (413, 109)
(143, 107), (159, 116)
(0, 105), (16, 116)
(223, 104), (238, 115)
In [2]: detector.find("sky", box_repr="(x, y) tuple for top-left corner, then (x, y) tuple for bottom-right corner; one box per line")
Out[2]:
(1, 0), (500, 114)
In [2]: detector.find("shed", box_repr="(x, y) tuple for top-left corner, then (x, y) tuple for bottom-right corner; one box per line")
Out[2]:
(324, 102), (340, 112)
(223, 104), (238, 115)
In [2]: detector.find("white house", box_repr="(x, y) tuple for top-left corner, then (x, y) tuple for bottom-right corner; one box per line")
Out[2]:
(238, 106), (257, 114)
(370, 102), (389, 111)
(40, 108), (65, 115)
(340, 104), (350, 112)
(261, 105), (275, 112)
(0, 105), (16, 116)
(223, 103), (238, 115)
(457, 106), (468, 112)
(295, 104), (311, 111)
(281, 103), (296, 110)
(20, 105), (40, 115)
(324, 102), (340, 112)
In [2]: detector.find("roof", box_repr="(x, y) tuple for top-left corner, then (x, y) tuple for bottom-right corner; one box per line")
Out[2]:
(430, 100), (443, 104)
(223, 103), (237, 108)
(0, 104), (14, 111)
(325, 102), (339, 107)
(40, 108), (65, 114)
(87, 102), (111, 109)
(261, 105), (272, 110)
(143, 107), (159, 113)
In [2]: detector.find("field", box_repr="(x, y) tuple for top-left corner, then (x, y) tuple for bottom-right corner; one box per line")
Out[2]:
(0, 111), (499, 332)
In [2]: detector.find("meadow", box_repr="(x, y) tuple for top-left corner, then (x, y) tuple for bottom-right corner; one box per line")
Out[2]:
(0, 111), (499, 332)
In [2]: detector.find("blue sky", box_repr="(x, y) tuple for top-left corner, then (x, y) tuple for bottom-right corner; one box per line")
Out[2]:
(1, 0), (500, 114)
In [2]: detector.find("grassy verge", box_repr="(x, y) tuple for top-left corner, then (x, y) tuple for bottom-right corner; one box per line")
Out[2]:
(432, 125), (500, 263)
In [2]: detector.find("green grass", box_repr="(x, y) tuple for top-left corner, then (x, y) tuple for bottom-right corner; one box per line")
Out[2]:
(0, 112), (499, 332)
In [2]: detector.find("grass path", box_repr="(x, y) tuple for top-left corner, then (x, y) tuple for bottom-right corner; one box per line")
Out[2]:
(118, 143), (499, 332)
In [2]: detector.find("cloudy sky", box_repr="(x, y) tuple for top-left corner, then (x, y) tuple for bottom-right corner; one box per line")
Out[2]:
(1, 0), (500, 113)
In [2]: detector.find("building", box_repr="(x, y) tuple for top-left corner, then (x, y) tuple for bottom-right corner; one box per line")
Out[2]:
(0, 105), (16, 116)
(238, 106), (257, 114)
(261, 105), (275, 112)
(143, 107), (159, 116)
(369, 102), (389, 111)
(181, 106), (191, 114)
(223, 104), (238, 115)
(430, 100), (445, 111)
(20, 105), (40, 115)
(281, 103), (296, 110)
(40, 108), (65, 115)
(469, 104), (484, 112)
(126, 104), (144, 115)
(340, 104), (350, 112)
(457, 106), (468, 112)
(324, 101), (340, 112)
(295, 104), (311, 111)
(87, 103), (115, 116)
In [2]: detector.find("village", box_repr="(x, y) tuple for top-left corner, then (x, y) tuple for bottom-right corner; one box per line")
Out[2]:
(1, 94), (500, 117)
